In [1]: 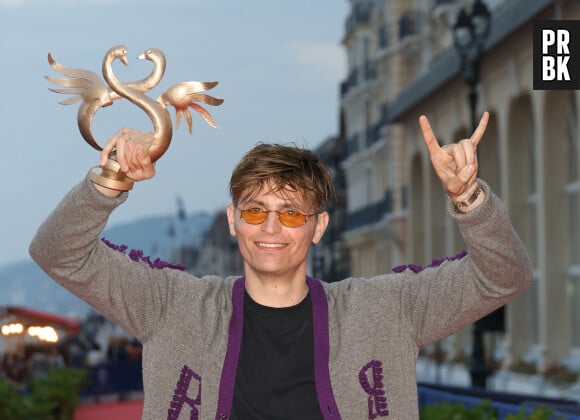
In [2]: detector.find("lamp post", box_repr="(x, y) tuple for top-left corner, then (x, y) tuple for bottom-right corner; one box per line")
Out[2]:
(452, 0), (491, 389)
(453, 0), (491, 133)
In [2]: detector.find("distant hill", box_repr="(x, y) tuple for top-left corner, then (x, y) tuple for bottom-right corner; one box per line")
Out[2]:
(0, 212), (214, 319)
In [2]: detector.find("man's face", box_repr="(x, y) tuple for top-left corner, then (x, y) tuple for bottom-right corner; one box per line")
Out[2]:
(226, 183), (328, 282)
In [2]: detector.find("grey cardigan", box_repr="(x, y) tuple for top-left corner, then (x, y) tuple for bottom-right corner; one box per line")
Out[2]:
(29, 176), (533, 420)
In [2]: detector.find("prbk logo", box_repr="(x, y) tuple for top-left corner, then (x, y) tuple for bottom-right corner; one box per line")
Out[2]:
(533, 20), (580, 90)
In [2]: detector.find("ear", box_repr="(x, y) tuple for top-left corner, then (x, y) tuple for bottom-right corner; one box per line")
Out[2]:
(312, 211), (329, 244)
(226, 203), (237, 237)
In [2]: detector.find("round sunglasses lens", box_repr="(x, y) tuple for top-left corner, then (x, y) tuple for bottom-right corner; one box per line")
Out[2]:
(279, 213), (306, 227)
(241, 210), (267, 224)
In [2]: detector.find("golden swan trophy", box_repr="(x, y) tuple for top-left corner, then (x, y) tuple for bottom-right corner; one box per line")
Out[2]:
(46, 45), (224, 191)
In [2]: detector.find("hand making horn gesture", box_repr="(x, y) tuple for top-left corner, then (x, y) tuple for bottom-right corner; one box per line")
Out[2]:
(419, 111), (489, 210)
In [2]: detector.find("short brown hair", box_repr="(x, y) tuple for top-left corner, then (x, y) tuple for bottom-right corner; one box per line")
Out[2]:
(229, 143), (335, 212)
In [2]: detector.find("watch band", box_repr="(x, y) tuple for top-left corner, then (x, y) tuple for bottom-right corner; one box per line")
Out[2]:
(452, 184), (482, 208)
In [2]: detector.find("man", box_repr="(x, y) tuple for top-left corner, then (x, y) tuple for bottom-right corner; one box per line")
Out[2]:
(30, 112), (533, 419)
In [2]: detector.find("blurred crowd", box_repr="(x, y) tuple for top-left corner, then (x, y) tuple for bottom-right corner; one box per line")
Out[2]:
(0, 334), (142, 388)
(1, 346), (65, 386)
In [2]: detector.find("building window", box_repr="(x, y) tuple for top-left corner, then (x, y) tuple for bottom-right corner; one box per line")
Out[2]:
(399, 11), (419, 40)
(378, 24), (390, 49)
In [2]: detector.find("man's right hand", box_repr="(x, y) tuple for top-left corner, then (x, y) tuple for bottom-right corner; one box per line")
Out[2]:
(94, 128), (156, 197)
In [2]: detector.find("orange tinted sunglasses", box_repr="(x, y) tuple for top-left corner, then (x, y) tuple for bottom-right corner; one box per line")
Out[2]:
(239, 208), (316, 228)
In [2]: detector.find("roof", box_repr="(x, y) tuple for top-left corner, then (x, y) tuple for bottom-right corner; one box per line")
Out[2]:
(1, 306), (81, 335)
(386, 0), (553, 122)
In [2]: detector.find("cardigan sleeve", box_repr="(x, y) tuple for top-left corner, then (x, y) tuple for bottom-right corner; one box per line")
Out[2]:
(29, 174), (193, 342)
(395, 180), (533, 346)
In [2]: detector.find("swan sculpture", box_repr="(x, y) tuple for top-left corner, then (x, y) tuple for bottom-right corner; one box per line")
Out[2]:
(102, 45), (173, 164)
(46, 48), (167, 150)
(46, 44), (223, 190)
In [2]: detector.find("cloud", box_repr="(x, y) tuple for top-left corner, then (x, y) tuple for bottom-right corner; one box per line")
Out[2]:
(290, 42), (346, 80)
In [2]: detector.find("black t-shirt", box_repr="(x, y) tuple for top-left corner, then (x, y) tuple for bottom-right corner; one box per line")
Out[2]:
(230, 291), (324, 420)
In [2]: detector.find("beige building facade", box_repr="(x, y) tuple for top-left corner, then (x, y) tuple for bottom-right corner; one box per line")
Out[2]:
(337, 0), (580, 373)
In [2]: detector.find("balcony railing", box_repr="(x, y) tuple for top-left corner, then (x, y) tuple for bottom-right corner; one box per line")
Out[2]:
(340, 59), (379, 97)
(365, 122), (382, 147)
(345, 186), (409, 232)
(346, 190), (393, 231)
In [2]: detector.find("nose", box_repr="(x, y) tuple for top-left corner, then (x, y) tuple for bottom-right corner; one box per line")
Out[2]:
(260, 211), (282, 234)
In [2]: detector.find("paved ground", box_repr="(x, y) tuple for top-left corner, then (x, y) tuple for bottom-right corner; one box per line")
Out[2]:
(74, 400), (143, 420)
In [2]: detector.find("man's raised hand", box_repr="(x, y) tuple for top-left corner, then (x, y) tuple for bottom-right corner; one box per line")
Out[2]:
(100, 128), (156, 182)
(419, 111), (489, 201)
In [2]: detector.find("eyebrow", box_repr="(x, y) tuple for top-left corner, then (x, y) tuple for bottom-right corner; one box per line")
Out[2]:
(242, 198), (305, 212)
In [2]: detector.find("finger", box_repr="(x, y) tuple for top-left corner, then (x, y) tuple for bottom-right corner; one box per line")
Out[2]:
(115, 134), (129, 172)
(450, 143), (467, 172)
(100, 128), (126, 167)
(470, 111), (489, 148)
(460, 138), (476, 167)
(122, 129), (144, 172)
(125, 141), (138, 173)
(128, 130), (151, 169)
(136, 144), (155, 178)
(468, 170), (478, 186)
(126, 168), (144, 181)
(125, 132), (153, 175)
(126, 145), (155, 180)
(447, 164), (476, 195)
(419, 115), (442, 156)
(100, 137), (116, 167)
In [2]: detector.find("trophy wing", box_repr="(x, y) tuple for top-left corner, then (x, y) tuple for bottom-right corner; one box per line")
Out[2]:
(45, 53), (113, 107)
(157, 81), (224, 133)
(46, 53), (117, 150)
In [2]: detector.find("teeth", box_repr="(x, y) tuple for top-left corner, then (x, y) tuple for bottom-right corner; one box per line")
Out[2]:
(257, 243), (285, 248)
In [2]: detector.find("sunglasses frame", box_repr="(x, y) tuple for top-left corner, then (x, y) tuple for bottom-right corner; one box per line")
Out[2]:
(239, 208), (317, 228)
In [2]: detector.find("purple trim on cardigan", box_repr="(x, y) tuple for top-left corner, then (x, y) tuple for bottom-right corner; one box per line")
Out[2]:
(101, 237), (187, 271)
(167, 365), (202, 420)
(391, 249), (468, 274)
(214, 276), (340, 419)
(358, 360), (389, 418)
(307, 277), (341, 419)
(215, 276), (245, 420)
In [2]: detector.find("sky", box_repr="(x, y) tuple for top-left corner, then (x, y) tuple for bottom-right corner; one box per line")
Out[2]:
(0, 0), (349, 268)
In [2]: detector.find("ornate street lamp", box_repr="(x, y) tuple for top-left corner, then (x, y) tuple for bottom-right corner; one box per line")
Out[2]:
(452, 0), (491, 389)
(453, 0), (491, 132)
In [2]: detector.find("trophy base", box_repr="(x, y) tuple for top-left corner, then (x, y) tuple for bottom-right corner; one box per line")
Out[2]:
(90, 167), (134, 191)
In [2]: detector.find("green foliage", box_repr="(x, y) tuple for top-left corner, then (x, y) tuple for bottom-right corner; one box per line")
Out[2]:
(0, 367), (89, 420)
(504, 405), (566, 420)
(0, 380), (28, 420)
(420, 400), (498, 420)
(420, 400), (568, 420)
